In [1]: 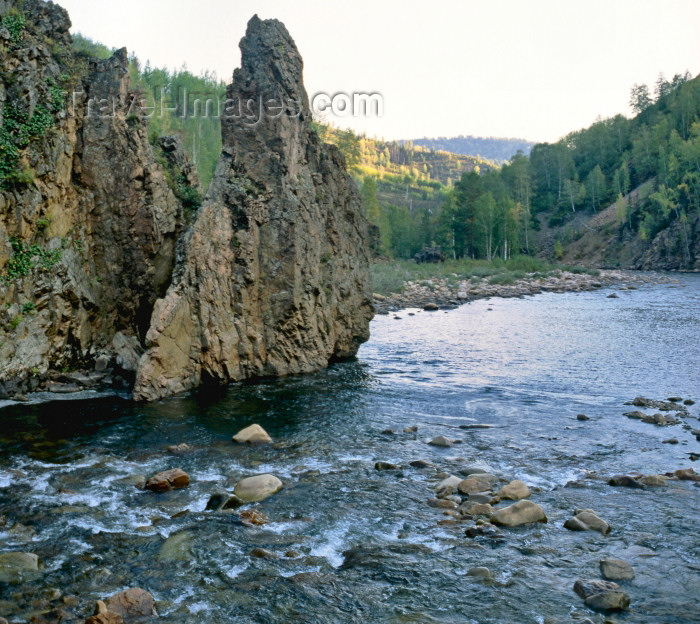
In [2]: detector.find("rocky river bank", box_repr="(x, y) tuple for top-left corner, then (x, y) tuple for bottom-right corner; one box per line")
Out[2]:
(373, 269), (679, 314)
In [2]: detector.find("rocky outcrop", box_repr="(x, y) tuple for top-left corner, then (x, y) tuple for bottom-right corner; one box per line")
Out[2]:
(0, 3), (372, 401)
(0, 0), (188, 396)
(133, 16), (372, 400)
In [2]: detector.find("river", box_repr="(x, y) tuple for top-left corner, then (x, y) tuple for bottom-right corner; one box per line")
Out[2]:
(1, 275), (699, 623)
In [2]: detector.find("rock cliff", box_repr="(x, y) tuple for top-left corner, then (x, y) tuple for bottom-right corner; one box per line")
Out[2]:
(133, 16), (373, 400)
(0, 3), (373, 400)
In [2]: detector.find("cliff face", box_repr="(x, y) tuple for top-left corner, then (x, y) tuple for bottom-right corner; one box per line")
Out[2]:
(0, 3), (372, 400)
(133, 16), (373, 401)
(0, 0), (190, 396)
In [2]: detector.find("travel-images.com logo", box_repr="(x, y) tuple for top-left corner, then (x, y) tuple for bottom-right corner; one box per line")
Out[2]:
(66, 88), (384, 126)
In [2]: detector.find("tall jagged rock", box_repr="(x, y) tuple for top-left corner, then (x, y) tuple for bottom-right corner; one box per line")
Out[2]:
(133, 16), (373, 400)
(0, 0), (190, 396)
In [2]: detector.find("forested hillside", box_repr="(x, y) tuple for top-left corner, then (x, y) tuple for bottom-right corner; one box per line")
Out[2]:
(315, 126), (495, 258)
(411, 135), (535, 163)
(371, 71), (700, 268)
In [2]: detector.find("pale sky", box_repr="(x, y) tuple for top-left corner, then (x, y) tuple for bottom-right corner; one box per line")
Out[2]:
(57, 0), (700, 144)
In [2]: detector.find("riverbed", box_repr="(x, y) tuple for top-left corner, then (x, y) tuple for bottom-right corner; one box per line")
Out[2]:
(1, 275), (699, 623)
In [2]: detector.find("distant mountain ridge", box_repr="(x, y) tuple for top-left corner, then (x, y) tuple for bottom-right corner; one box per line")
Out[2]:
(407, 135), (535, 163)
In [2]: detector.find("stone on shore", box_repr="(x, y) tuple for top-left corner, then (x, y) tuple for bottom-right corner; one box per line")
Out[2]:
(564, 509), (610, 534)
(435, 475), (463, 497)
(145, 468), (190, 492)
(0, 551), (40, 583)
(497, 479), (530, 500)
(232, 424), (272, 444)
(490, 500), (547, 527)
(233, 474), (283, 502)
(600, 557), (635, 581)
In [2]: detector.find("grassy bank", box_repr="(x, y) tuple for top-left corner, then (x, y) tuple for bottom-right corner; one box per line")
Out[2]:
(371, 256), (600, 296)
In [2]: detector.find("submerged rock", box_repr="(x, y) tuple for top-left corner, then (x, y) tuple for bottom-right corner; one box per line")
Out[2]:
(490, 500), (547, 527)
(608, 475), (644, 488)
(466, 566), (494, 580)
(0, 551), (40, 583)
(233, 474), (283, 502)
(573, 578), (622, 599)
(375, 461), (401, 471)
(102, 588), (157, 619)
(428, 435), (453, 447)
(600, 557), (635, 581)
(585, 591), (631, 612)
(232, 424), (272, 444)
(132, 16), (372, 400)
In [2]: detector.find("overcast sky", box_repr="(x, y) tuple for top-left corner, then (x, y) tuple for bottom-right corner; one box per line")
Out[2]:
(57, 0), (700, 144)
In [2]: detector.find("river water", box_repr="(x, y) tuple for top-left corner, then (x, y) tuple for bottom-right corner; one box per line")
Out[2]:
(1, 275), (699, 623)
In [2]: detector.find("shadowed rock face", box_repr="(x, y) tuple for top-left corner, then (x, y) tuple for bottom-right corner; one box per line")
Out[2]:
(132, 16), (373, 400)
(0, 0), (187, 396)
(0, 3), (371, 401)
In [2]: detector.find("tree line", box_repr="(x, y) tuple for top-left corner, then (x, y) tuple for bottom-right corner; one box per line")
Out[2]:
(360, 70), (700, 263)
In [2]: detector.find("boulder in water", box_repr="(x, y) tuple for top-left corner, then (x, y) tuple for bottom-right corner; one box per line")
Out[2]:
(0, 551), (40, 583)
(145, 468), (190, 492)
(233, 474), (283, 502)
(232, 424), (272, 444)
(497, 479), (530, 500)
(490, 500), (547, 527)
(600, 557), (635, 581)
(564, 509), (610, 534)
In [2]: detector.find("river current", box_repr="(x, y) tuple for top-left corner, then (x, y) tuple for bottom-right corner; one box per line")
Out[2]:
(1, 275), (699, 623)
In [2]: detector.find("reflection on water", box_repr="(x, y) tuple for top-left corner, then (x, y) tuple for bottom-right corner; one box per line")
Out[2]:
(0, 276), (699, 623)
